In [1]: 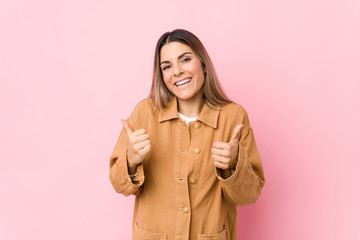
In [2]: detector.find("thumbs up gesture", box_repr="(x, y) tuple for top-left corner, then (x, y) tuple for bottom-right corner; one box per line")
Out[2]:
(121, 119), (151, 173)
(211, 124), (243, 170)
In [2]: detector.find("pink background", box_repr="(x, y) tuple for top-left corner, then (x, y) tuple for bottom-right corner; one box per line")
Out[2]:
(1, 0), (359, 239)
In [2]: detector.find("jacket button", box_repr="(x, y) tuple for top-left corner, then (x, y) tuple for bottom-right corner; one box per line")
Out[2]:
(194, 123), (200, 129)
(193, 148), (200, 154)
(183, 207), (189, 213)
(189, 177), (197, 185)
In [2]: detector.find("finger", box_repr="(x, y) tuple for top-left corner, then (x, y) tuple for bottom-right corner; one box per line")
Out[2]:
(138, 144), (151, 156)
(130, 134), (149, 146)
(212, 141), (230, 150)
(121, 119), (133, 135)
(136, 133), (150, 142)
(211, 147), (230, 157)
(128, 130), (147, 145)
(212, 154), (229, 164)
(134, 140), (150, 151)
(229, 124), (244, 143)
(132, 128), (146, 137)
(214, 160), (228, 170)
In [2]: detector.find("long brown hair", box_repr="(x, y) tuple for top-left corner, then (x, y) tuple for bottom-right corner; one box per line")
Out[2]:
(149, 29), (232, 109)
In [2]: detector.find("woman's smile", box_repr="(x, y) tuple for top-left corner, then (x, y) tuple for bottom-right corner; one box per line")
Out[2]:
(175, 77), (192, 87)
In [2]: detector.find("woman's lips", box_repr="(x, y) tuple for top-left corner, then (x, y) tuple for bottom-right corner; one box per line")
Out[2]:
(175, 77), (192, 87)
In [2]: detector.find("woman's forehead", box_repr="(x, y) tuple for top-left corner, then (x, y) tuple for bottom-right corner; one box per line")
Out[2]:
(160, 42), (193, 61)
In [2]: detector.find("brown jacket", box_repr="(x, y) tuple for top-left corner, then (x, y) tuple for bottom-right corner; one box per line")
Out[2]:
(109, 96), (265, 240)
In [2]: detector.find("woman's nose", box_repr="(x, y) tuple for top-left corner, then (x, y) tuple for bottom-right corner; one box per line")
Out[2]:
(173, 64), (184, 76)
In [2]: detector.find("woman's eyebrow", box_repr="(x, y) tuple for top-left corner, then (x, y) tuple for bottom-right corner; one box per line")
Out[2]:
(160, 52), (193, 65)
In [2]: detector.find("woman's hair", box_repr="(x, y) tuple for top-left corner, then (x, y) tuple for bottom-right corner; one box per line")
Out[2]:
(148, 29), (232, 109)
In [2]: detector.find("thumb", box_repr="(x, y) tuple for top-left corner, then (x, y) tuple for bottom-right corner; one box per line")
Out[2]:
(121, 119), (133, 135)
(229, 124), (243, 143)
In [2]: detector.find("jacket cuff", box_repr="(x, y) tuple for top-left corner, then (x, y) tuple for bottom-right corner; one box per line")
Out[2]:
(129, 162), (144, 185)
(115, 148), (145, 194)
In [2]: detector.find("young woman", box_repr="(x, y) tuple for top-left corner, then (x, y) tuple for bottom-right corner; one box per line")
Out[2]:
(109, 29), (265, 240)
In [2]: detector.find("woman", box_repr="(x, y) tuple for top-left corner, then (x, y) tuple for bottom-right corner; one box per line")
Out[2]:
(109, 29), (265, 240)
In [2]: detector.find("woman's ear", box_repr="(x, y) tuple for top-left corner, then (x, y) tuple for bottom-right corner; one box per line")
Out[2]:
(202, 63), (206, 73)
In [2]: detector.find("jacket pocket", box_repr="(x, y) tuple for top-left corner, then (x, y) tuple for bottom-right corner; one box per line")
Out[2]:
(134, 223), (167, 240)
(197, 225), (226, 240)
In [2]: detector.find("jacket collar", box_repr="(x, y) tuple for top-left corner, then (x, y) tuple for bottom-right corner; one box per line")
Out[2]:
(158, 96), (220, 129)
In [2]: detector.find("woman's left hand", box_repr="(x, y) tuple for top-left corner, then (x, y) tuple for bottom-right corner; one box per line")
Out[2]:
(211, 124), (243, 170)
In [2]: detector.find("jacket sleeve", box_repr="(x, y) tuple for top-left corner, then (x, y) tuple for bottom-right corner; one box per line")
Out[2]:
(215, 109), (265, 206)
(109, 112), (145, 196)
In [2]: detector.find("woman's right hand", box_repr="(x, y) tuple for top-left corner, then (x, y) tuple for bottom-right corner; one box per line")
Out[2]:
(121, 119), (151, 174)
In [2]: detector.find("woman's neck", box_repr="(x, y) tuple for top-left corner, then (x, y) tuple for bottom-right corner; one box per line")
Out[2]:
(177, 91), (204, 117)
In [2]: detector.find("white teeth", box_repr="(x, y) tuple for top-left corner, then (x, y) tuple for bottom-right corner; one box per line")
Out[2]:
(175, 78), (191, 86)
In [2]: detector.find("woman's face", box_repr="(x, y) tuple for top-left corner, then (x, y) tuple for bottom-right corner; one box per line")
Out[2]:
(160, 42), (205, 102)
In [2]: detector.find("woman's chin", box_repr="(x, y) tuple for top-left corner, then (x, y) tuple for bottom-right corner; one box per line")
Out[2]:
(174, 93), (201, 102)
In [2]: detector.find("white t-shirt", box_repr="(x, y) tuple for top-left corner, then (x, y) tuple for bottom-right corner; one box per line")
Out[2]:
(178, 112), (198, 127)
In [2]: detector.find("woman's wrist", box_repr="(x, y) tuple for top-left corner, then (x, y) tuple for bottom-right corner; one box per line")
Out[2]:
(126, 152), (137, 174)
(128, 163), (137, 175)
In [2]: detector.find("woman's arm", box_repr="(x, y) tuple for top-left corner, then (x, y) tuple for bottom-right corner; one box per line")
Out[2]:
(109, 116), (145, 196)
(215, 111), (265, 206)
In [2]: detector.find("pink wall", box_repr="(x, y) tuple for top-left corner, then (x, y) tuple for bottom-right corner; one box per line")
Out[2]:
(1, 0), (359, 239)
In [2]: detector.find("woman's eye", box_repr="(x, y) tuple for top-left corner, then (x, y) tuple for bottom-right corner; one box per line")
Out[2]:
(182, 57), (191, 63)
(162, 65), (170, 71)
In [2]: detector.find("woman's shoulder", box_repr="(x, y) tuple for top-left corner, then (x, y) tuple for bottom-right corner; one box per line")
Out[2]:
(219, 101), (252, 129)
(130, 97), (157, 119)
(132, 97), (156, 112)
(127, 98), (158, 128)
(220, 101), (248, 116)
